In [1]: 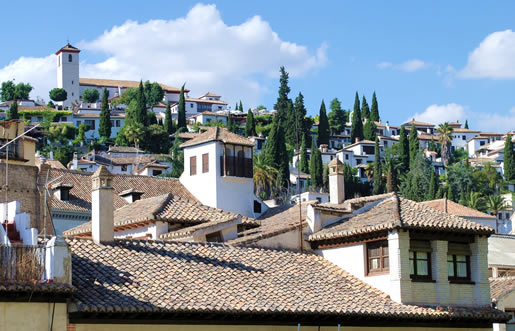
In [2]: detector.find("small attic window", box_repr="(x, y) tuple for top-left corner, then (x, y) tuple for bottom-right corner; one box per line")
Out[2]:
(51, 183), (74, 201)
(118, 189), (144, 203)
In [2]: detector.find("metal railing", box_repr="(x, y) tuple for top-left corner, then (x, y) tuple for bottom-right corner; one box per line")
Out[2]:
(0, 245), (45, 282)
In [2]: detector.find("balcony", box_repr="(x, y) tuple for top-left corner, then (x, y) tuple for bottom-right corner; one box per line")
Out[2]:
(220, 155), (253, 178)
(0, 245), (45, 282)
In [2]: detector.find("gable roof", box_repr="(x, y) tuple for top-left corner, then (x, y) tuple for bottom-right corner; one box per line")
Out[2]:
(309, 194), (494, 243)
(490, 277), (515, 301)
(47, 168), (196, 213)
(55, 43), (80, 55)
(67, 238), (506, 324)
(79, 78), (187, 93)
(63, 193), (238, 237)
(421, 198), (495, 219)
(108, 146), (144, 154)
(180, 127), (254, 148)
(403, 119), (435, 127)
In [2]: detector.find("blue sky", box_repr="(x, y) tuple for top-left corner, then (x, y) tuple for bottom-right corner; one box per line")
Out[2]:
(1, 1), (514, 131)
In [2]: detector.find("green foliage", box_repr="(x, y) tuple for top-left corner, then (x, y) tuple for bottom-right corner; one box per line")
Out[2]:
(124, 123), (145, 148)
(398, 125), (409, 171)
(384, 155), (401, 193)
(82, 88), (100, 103)
(256, 105), (266, 110)
(143, 81), (164, 107)
(504, 134), (515, 181)
(310, 139), (323, 190)
(436, 122), (454, 167)
(350, 92), (364, 142)
(227, 113), (236, 133)
(177, 84), (187, 130)
(99, 88), (111, 139)
(370, 91), (380, 122)
(299, 133), (309, 173)
(47, 145), (76, 167)
(361, 95), (370, 120)
(373, 138), (382, 194)
(73, 123), (88, 145)
(408, 124), (419, 169)
(317, 100), (329, 146)
(47, 124), (77, 143)
(6, 98), (18, 120)
(136, 81), (147, 125)
(113, 87), (138, 106)
(472, 163), (503, 195)
(342, 163), (372, 198)
(287, 92), (308, 147)
(328, 98), (347, 135)
(449, 148), (468, 164)
(464, 120), (469, 129)
(363, 119), (377, 141)
(239, 100), (243, 112)
(322, 165), (329, 192)
(164, 102), (175, 135)
(399, 152), (434, 202)
(245, 109), (256, 137)
(462, 192), (486, 212)
(1, 81), (32, 101)
(146, 124), (170, 154)
(49, 88), (67, 102)
(169, 137), (184, 178)
(427, 170), (438, 200)
(486, 195), (508, 216)
(264, 116), (290, 189)
(274, 66), (291, 122)
(446, 162), (474, 201)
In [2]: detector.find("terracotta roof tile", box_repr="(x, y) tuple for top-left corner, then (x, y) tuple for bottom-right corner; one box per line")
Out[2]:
(180, 127), (254, 148)
(67, 238), (507, 323)
(0, 282), (75, 295)
(79, 78), (186, 93)
(422, 199), (496, 219)
(108, 146), (144, 154)
(490, 277), (515, 301)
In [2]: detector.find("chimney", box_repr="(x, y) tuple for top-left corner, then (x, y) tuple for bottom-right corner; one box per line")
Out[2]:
(72, 153), (78, 170)
(328, 158), (345, 204)
(45, 236), (71, 284)
(355, 137), (360, 143)
(91, 166), (114, 244)
(49, 151), (54, 160)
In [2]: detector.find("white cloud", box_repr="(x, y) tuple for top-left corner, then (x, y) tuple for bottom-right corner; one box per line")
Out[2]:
(410, 103), (467, 125)
(0, 4), (326, 105)
(460, 29), (515, 79)
(472, 107), (515, 133)
(377, 59), (429, 72)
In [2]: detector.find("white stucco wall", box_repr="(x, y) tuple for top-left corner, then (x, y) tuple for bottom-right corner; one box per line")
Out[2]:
(57, 51), (80, 108)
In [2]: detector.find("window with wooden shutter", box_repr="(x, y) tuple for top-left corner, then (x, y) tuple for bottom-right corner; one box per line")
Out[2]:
(190, 156), (197, 176)
(202, 153), (209, 173)
(366, 240), (389, 275)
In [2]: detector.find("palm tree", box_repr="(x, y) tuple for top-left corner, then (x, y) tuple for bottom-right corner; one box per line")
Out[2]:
(383, 155), (401, 193)
(486, 195), (508, 217)
(436, 123), (453, 167)
(124, 123), (144, 149)
(364, 163), (374, 182)
(463, 191), (486, 212)
(253, 153), (279, 198)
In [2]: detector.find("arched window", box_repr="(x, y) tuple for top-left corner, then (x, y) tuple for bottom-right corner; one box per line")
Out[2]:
(68, 54), (72, 62)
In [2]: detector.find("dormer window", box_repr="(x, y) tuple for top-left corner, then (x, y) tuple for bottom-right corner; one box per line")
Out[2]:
(52, 183), (73, 201)
(118, 189), (144, 203)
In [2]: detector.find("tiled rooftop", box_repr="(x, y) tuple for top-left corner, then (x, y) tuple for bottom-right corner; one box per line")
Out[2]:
(422, 198), (496, 219)
(490, 277), (515, 301)
(180, 127), (255, 148)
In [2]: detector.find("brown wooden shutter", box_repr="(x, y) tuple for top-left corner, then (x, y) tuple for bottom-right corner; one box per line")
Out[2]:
(202, 153), (209, 173)
(190, 156), (196, 176)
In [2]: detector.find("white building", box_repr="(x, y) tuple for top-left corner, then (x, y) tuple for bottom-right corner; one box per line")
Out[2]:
(179, 126), (267, 218)
(56, 44), (80, 108)
(188, 111), (228, 126)
(451, 128), (481, 151)
(468, 136), (490, 157)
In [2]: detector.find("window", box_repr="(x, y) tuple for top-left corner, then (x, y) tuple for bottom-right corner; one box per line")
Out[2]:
(480, 141), (485, 146)
(363, 146), (375, 155)
(60, 189), (70, 201)
(152, 170), (162, 176)
(61, 117), (67, 122)
(68, 54), (72, 62)
(116, 120), (120, 127)
(447, 242), (471, 282)
(202, 153), (209, 173)
(85, 120), (95, 130)
(366, 240), (389, 275)
(345, 154), (349, 160)
(190, 156), (197, 176)
(72, 80), (74, 85)
(121, 165), (127, 172)
(76, 120), (81, 126)
(253, 200), (262, 213)
(409, 240), (432, 280)
(462, 135), (466, 140)
(356, 159), (362, 165)
(190, 103), (194, 108)
(206, 231), (223, 242)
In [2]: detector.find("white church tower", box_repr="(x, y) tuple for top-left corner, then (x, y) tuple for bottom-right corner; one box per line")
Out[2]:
(56, 43), (80, 109)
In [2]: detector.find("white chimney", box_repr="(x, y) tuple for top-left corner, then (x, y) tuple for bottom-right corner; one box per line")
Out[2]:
(328, 158), (345, 204)
(72, 152), (78, 170)
(91, 165), (114, 244)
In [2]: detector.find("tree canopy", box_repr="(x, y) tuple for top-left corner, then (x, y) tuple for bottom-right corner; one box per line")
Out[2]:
(350, 92), (364, 142)
(504, 134), (514, 181)
(177, 84), (187, 130)
(317, 100), (329, 146)
(82, 88), (100, 103)
(1, 80), (32, 101)
(49, 88), (67, 102)
(98, 88), (111, 139)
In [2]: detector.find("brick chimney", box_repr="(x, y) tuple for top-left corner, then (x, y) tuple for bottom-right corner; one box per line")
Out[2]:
(91, 165), (114, 244)
(328, 158), (345, 204)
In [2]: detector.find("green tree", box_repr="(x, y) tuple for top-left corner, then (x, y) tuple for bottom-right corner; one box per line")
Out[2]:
(1, 81), (32, 101)
(239, 100), (243, 112)
(169, 137), (184, 178)
(264, 116), (289, 190)
(322, 165), (330, 192)
(299, 134), (309, 173)
(408, 124), (419, 169)
(350, 92), (364, 143)
(49, 88), (67, 103)
(364, 119), (377, 141)
(310, 138), (323, 190)
(253, 153), (280, 198)
(370, 91), (380, 122)
(328, 97), (347, 135)
(227, 112), (236, 133)
(274, 66), (291, 122)
(464, 120), (469, 129)
(290, 92), (308, 146)
(447, 162), (475, 200)
(373, 138), (382, 194)
(98, 88), (111, 139)
(317, 100), (329, 146)
(245, 109), (256, 137)
(135, 81), (147, 125)
(398, 125), (410, 171)
(399, 151), (433, 202)
(73, 123), (87, 145)
(427, 171), (437, 200)
(384, 155), (401, 193)
(436, 122), (454, 167)
(113, 87), (138, 106)
(486, 195), (508, 217)
(164, 101), (175, 135)
(177, 84), (187, 130)
(146, 82), (164, 107)
(463, 192), (486, 212)
(6, 98), (18, 120)
(361, 95), (370, 120)
(124, 123), (145, 149)
(147, 124), (170, 154)
(82, 88), (100, 103)
(503, 134), (514, 181)
(447, 185), (455, 202)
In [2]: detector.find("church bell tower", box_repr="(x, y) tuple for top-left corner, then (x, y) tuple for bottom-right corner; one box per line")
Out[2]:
(56, 43), (80, 109)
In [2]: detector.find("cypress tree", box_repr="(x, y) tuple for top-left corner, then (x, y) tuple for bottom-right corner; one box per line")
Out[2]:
(99, 88), (111, 138)
(361, 95), (370, 120)
(464, 120), (469, 129)
(164, 101), (174, 135)
(227, 113), (235, 133)
(294, 92), (308, 144)
(136, 81), (147, 125)
(322, 165), (329, 192)
(373, 137), (382, 195)
(448, 185), (455, 202)
(370, 91), (380, 122)
(245, 109), (256, 137)
(350, 92), (364, 142)
(177, 84), (186, 130)
(364, 119), (377, 141)
(427, 171), (436, 200)
(299, 133), (309, 173)
(6, 97), (18, 120)
(274, 66), (291, 122)
(264, 116), (289, 189)
(409, 124), (419, 169)
(398, 125), (409, 171)
(317, 100), (329, 146)
(310, 138), (323, 190)
(239, 100), (243, 112)
(504, 134), (514, 181)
